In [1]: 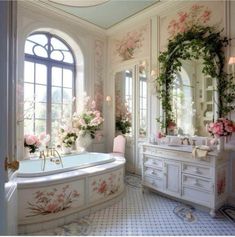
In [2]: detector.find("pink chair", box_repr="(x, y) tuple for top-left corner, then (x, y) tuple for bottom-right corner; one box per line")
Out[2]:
(112, 135), (126, 157)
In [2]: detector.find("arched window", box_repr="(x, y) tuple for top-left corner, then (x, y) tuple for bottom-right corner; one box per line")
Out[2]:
(24, 32), (76, 144)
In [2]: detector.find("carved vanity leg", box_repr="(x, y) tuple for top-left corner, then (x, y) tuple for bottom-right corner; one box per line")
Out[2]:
(210, 209), (216, 218)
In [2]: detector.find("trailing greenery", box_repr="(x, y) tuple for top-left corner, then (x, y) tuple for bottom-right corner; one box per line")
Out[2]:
(156, 25), (235, 130)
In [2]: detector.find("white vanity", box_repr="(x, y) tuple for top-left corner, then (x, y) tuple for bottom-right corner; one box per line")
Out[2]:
(141, 142), (228, 217)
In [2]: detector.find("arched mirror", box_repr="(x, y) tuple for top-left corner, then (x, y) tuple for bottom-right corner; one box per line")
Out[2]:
(156, 25), (235, 137)
(171, 60), (217, 136)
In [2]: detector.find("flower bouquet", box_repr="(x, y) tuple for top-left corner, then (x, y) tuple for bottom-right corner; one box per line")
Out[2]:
(115, 100), (131, 135)
(207, 118), (235, 137)
(207, 118), (235, 150)
(72, 97), (104, 151)
(57, 121), (77, 153)
(24, 132), (50, 158)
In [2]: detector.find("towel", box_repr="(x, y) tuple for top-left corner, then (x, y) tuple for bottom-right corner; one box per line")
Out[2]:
(192, 146), (210, 158)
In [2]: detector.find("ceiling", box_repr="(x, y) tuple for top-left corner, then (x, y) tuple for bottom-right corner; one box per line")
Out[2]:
(42, 0), (160, 29)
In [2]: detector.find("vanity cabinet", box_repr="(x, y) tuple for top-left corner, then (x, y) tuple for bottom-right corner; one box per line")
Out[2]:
(141, 143), (228, 217)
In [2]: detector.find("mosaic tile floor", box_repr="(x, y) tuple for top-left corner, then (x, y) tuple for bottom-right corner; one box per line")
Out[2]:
(32, 175), (235, 236)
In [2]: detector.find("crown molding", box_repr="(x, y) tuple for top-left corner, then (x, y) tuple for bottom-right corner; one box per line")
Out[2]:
(20, 0), (106, 37)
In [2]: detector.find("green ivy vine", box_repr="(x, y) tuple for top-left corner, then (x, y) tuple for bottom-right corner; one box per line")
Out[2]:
(156, 25), (235, 131)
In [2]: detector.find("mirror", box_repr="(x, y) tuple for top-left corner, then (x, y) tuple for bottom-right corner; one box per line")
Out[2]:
(171, 60), (216, 136)
(138, 62), (148, 138)
(115, 69), (133, 136)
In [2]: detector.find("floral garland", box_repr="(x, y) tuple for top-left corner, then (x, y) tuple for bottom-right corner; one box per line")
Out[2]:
(156, 5), (235, 131)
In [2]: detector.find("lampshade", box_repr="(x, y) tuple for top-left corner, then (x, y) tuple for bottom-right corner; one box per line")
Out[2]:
(48, 0), (110, 7)
(228, 56), (235, 65)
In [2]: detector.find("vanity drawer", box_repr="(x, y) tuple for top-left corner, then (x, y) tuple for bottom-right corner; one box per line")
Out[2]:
(144, 167), (163, 180)
(182, 174), (213, 192)
(143, 175), (164, 190)
(144, 156), (163, 170)
(182, 186), (212, 207)
(182, 163), (212, 178)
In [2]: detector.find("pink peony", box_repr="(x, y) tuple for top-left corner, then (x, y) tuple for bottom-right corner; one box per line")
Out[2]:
(25, 135), (36, 145)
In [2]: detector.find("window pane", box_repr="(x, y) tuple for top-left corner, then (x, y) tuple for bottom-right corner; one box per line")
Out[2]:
(33, 45), (48, 58)
(24, 83), (34, 101)
(63, 88), (72, 103)
(25, 41), (34, 55)
(24, 61), (34, 83)
(52, 67), (62, 86)
(51, 37), (68, 51)
(63, 104), (72, 118)
(63, 69), (73, 88)
(63, 51), (74, 63)
(35, 103), (46, 119)
(52, 87), (62, 103)
(50, 50), (64, 61)
(52, 103), (62, 119)
(24, 119), (34, 134)
(24, 101), (34, 120)
(35, 64), (47, 84)
(35, 85), (47, 102)
(35, 119), (46, 134)
(27, 34), (48, 46)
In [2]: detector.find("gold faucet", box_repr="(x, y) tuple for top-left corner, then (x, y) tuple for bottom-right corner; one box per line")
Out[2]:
(181, 137), (190, 145)
(39, 147), (64, 171)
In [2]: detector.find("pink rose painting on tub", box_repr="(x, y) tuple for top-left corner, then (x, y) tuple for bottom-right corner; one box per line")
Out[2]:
(26, 184), (80, 217)
(92, 172), (122, 197)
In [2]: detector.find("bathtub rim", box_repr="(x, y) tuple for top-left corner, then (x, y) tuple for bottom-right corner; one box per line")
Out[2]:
(16, 155), (126, 189)
(17, 152), (115, 178)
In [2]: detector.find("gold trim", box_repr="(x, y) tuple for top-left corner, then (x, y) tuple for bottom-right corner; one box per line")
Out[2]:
(5, 157), (19, 171)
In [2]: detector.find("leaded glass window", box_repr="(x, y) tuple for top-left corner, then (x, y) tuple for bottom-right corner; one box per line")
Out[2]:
(24, 32), (75, 144)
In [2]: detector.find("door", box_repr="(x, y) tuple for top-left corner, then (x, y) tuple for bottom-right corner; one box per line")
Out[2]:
(0, 1), (17, 235)
(164, 160), (181, 196)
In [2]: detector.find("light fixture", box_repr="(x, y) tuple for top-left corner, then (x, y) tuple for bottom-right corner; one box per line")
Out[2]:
(228, 56), (235, 65)
(48, 0), (110, 7)
(106, 95), (112, 102)
(150, 69), (157, 77)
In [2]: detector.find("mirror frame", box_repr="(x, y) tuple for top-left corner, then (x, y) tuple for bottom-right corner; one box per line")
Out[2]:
(156, 25), (235, 133)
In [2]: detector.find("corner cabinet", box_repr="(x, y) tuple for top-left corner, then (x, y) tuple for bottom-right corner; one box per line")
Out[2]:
(141, 143), (229, 217)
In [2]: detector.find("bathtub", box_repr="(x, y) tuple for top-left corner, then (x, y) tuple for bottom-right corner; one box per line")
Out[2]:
(18, 152), (115, 177)
(16, 152), (125, 234)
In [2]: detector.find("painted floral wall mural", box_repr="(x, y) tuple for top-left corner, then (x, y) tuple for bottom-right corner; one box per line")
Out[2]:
(94, 40), (104, 112)
(26, 184), (80, 217)
(168, 4), (212, 38)
(115, 26), (147, 61)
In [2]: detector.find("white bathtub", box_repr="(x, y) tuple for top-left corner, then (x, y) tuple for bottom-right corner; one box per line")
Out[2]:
(16, 153), (125, 234)
(18, 152), (115, 177)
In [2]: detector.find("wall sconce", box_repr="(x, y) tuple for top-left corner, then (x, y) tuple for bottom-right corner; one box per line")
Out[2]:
(228, 56), (235, 77)
(150, 69), (157, 77)
(105, 96), (112, 105)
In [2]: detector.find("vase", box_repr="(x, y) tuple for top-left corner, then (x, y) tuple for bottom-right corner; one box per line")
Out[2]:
(217, 136), (225, 151)
(76, 133), (93, 152)
(62, 146), (72, 155)
(24, 148), (37, 160)
(24, 147), (30, 160)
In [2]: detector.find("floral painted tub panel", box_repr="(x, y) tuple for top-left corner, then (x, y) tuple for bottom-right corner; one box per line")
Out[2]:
(18, 179), (85, 223)
(88, 168), (124, 204)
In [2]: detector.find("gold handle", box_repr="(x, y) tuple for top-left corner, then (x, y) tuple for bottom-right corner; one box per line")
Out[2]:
(5, 157), (19, 171)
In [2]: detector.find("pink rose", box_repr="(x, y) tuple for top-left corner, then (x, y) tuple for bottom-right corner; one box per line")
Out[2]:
(25, 135), (36, 145)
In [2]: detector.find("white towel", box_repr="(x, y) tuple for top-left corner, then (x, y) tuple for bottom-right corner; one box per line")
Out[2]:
(192, 145), (210, 158)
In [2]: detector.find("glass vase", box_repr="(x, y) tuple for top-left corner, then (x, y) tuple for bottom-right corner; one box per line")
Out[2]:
(76, 133), (92, 152)
(62, 146), (72, 155)
(217, 136), (225, 151)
